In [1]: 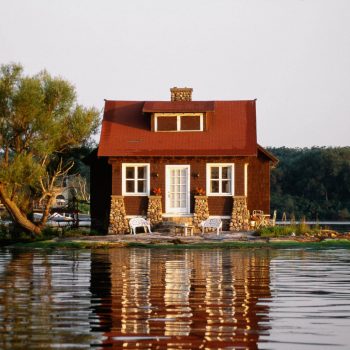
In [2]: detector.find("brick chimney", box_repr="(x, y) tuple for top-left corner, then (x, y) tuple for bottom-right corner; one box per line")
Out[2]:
(170, 87), (193, 101)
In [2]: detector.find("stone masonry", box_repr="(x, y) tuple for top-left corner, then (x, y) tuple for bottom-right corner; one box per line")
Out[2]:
(193, 195), (209, 227)
(109, 195), (129, 234)
(229, 196), (250, 231)
(170, 87), (193, 101)
(147, 196), (163, 226)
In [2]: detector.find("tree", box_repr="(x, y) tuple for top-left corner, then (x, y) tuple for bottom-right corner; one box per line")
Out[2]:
(268, 146), (350, 220)
(0, 63), (99, 235)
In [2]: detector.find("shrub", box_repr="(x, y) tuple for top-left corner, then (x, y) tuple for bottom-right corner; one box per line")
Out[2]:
(256, 225), (297, 237)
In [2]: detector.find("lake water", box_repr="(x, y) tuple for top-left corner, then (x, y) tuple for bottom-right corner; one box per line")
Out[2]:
(0, 247), (349, 349)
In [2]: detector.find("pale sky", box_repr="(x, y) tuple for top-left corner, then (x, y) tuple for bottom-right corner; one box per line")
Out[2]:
(1, 0), (349, 147)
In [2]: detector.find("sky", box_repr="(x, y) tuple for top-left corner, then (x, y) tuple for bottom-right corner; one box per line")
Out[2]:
(0, 0), (349, 147)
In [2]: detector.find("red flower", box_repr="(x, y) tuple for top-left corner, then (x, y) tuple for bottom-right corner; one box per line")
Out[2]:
(152, 187), (162, 196)
(195, 187), (205, 196)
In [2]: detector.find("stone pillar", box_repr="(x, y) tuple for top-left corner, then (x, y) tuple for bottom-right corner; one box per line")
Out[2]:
(109, 195), (129, 234)
(193, 196), (209, 227)
(229, 196), (250, 231)
(147, 196), (163, 226)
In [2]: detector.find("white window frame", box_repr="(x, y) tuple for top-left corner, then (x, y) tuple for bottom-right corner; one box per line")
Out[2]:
(154, 113), (204, 132)
(122, 163), (150, 196)
(206, 163), (235, 196)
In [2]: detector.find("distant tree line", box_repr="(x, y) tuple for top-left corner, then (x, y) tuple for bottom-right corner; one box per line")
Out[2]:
(267, 147), (350, 221)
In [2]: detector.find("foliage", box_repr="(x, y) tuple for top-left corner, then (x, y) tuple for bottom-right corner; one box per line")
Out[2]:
(268, 147), (350, 220)
(256, 224), (318, 237)
(0, 63), (100, 234)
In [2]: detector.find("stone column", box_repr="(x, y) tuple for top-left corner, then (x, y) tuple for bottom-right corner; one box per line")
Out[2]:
(147, 196), (163, 226)
(109, 195), (129, 234)
(193, 196), (209, 227)
(229, 196), (250, 231)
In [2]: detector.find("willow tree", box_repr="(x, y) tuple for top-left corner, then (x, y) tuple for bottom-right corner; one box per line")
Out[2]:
(0, 63), (99, 234)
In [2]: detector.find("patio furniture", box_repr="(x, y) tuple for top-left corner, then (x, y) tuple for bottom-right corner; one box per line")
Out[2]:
(252, 210), (270, 228)
(174, 223), (194, 236)
(129, 217), (152, 235)
(200, 218), (222, 235)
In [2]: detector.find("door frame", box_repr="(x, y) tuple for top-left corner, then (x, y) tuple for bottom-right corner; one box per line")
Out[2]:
(165, 165), (190, 215)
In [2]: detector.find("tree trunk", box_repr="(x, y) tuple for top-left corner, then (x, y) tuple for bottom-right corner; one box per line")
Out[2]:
(0, 184), (41, 235)
(39, 195), (54, 227)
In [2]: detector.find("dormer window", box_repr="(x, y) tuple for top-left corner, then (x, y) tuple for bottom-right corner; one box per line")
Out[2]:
(154, 113), (204, 132)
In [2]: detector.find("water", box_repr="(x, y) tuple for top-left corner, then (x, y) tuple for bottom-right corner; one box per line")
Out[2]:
(0, 248), (349, 349)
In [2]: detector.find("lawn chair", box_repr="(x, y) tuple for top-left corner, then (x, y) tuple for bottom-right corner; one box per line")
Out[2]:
(129, 218), (152, 235)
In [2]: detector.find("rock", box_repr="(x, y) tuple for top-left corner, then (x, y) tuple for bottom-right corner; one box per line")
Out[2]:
(193, 196), (209, 228)
(147, 196), (163, 226)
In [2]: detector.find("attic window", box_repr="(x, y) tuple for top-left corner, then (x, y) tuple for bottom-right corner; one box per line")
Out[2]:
(154, 113), (203, 132)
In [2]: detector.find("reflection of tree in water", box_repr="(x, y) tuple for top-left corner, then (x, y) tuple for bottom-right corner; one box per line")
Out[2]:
(91, 248), (271, 349)
(0, 249), (96, 349)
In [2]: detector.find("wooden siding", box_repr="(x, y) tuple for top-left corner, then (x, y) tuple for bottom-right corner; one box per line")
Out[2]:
(107, 155), (271, 216)
(247, 155), (271, 214)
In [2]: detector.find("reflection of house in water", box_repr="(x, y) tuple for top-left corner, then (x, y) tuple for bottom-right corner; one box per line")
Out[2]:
(90, 249), (271, 349)
(0, 250), (97, 348)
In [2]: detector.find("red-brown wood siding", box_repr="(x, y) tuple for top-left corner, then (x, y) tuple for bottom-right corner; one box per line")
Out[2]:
(235, 162), (245, 196)
(107, 156), (271, 216)
(247, 155), (271, 214)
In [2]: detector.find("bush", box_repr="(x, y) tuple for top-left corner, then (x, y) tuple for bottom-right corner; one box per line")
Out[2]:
(256, 223), (318, 237)
(256, 225), (297, 237)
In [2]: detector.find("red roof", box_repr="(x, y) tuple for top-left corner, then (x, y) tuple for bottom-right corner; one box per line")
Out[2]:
(143, 101), (215, 113)
(98, 100), (257, 157)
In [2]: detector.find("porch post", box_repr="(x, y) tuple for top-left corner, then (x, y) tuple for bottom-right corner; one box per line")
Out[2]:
(109, 195), (129, 234)
(229, 196), (250, 231)
(193, 195), (209, 228)
(147, 196), (163, 226)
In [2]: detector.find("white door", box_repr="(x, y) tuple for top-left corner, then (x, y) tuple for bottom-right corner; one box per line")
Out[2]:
(166, 165), (190, 214)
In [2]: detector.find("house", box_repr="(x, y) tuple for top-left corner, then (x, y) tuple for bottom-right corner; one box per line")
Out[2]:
(91, 87), (278, 233)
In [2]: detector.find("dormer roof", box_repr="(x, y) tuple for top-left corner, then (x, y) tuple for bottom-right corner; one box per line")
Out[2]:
(143, 101), (215, 113)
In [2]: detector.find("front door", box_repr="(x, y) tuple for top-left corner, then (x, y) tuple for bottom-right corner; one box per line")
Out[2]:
(166, 165), (190, 214)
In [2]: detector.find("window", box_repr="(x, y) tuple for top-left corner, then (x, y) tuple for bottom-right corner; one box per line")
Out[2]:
(122, 164), (150, 196)
(154, 113), (203, 132)
(157, 116), (178, 131)
(206, 164), (234, 196)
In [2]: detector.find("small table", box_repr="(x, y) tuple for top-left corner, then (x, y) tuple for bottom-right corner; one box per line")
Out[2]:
(174, 224), (194, 236)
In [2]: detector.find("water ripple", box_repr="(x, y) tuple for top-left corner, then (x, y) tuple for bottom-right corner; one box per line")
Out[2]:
(0, 248), (349, 349)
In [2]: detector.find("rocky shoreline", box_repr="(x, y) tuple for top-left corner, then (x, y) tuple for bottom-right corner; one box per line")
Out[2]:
(7, 229), (348, 249)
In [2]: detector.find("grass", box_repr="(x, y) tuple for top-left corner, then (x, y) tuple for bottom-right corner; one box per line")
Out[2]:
(126, 239), (350, 250)
(8, 238), (350, 250)
(11, 239), (127, 249)
(255, 223), (331, 238)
